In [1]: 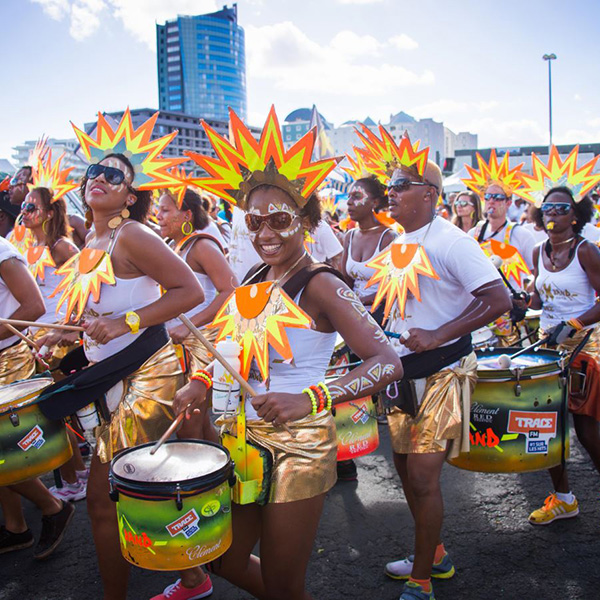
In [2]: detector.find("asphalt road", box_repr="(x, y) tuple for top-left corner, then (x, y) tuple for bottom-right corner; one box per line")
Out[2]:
(1, 419), (599, 600)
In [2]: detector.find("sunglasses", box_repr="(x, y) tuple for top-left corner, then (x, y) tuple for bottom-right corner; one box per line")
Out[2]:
(20, 202), (39, 214)
(86, 163), (131, 187)
(9, 177), (26, 187)
(483, 193), (508, 202)
(541, 202), (572, 215)
(245, 211), (298, 233)
(455, 199), (474, 208)
(387, 177), (432, 193)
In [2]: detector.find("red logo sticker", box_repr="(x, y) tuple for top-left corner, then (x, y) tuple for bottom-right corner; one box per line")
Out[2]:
(507, 411), (557, 435)
(18, 425), (45, 451)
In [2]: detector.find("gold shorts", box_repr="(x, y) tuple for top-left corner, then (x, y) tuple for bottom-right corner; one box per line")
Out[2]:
(388, 352), (477, 455)
(0, 340), (36, 386)
(95, 342), (184, 463)
(218, 411), (338, 504)
(180, 328), (219, 373)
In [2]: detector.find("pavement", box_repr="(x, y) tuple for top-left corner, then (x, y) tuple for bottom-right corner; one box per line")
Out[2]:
(1, 420), (599, 600)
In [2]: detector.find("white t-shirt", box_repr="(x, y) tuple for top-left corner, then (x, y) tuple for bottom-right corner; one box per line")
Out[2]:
(305, 221), (343, 263)
(387, 217), (501, 358)
(0, 237), (30, 351)
(523, 222), (600, 244)
(523, 222), (548, 244)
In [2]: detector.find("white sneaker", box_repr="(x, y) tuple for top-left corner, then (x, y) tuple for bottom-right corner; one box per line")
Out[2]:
(76, 468), (90, 482)
(385, 556), (414, 579)
(49, 479), (87, 502)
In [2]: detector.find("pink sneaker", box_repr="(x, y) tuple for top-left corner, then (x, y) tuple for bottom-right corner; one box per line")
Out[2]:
(48, 479), (87, 502)
(150, 575), (213, 600)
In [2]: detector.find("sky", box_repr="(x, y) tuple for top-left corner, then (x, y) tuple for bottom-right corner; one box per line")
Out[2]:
(1, 0), (599, 162)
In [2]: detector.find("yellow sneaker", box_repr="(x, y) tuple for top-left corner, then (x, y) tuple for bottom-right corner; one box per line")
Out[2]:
(528, 493), (579, 525)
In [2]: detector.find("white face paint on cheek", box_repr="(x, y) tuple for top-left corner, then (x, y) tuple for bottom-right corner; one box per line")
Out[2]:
(279, 221), (301, 238)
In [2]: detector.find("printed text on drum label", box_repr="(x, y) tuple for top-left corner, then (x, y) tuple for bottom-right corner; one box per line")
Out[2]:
(166, 509), (201, 539)
(507, 411), (557, 454)
(18, 425), (46, 451)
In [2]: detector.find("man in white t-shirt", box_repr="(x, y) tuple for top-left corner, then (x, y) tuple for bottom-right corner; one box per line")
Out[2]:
(304, 220), (343, 269)
(381, 161), (510, 598)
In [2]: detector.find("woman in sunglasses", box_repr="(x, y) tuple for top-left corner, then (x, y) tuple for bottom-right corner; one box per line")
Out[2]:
(524, 187), (600, 525)
(451, 190), (482, 233)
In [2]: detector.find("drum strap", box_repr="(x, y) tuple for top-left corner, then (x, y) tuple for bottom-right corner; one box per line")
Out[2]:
(401, 334), (473, 380)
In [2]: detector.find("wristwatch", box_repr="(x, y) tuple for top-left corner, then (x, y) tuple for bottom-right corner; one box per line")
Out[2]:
(125, 311), (141, 334)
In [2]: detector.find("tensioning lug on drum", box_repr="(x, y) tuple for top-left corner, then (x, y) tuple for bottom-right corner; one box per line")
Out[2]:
(512, 367), (523, 397)
(108, 478), (119, 502)
(176, 483), (183, 511)
(9, 410), (19, 427)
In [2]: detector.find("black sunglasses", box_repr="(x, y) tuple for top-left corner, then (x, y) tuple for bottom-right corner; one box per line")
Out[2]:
(483, 193), (508, 201)
(387, 177), (432, 193)
(86, 163), (131, 187)
(245, 211), (298, 233)
(541, 202), (572, 215)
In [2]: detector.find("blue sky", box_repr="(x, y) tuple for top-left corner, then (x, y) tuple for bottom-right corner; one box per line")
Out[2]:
(1, 0), (599, 161)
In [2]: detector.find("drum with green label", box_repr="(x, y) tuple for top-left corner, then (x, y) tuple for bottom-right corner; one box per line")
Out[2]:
(332, 396), (379, 461)
(448, 348), (568, 473)
(109, 440), (235, 570)
(0, 377), (72, 485)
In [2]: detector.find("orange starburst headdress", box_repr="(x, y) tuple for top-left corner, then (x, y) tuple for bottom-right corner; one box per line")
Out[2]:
(515, 145), (600, 207)
(462, 149), (524, 198)
(208, 281), (312, 380)
(162, 164), (197, 209)
(26, 246), (56, 281)
(352, 125), (429, 184)
(365, 242), (440, 322)
(28, 136), (50, 168)
(186, 106), (342, 210)
(72, 108), (185, 190)
(343, 146), (370, 181)
(0, 176), (9, 192)
(31, 150), (78, 202)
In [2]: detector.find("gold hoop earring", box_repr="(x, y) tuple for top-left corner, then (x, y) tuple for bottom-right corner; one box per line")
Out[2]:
(42, 219), (49, 235)
(182, 221), (194, 236)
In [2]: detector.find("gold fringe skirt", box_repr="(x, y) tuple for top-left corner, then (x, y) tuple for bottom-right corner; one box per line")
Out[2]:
(0, 340), (36, 386)
(388, 352), (478, 455)
(95, 342), (184, 463)
(218, 411), (338, 504)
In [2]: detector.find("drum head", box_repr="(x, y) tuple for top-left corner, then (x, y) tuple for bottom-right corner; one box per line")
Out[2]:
(472, 326), (493, 345)
(112, 440), (230, 484)
(476, 347), (562, 379)
(0, 377), (53, 414)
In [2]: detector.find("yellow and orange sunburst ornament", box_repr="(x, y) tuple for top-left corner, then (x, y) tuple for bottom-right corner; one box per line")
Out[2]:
(72, 108), (186, 190)
(162, 164), (197, 209)
(26, 246), (56, 281)
(353, 125), (429, 183)
(8, 224), (35, 255)
(31, 150), (78, 202)
(515, 145), (600, 207)
(0, 176), (9, 192)
(480, 239), (530, 288)
(462, 149), (524, 198)
(186, 106), (342, 209)
(365, 242), (440, 322)
(343, 146), (370, 181)
(50, 248), (116, 322)
(208, 281), (312, 380)
(28, 136), (50, 168)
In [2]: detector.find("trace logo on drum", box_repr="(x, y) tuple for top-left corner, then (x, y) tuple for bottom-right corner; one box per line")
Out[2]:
(351, 403), (370, 425)
(507, 411), (558, 454)
(17, 425), (46, 451)
(166, 508), (201, 539)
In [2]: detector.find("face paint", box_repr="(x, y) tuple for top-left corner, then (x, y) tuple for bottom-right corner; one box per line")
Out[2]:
(279, 221), (301, 238)
(348, 187), (369, 206)
(267, 202), (296, 216)
(546, 221), (555, 230)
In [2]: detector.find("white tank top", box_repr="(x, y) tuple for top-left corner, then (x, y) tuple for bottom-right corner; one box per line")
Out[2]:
(536, 240), (596, 330)
(83, 223), (161, 362)
(345, 229), (390, 302)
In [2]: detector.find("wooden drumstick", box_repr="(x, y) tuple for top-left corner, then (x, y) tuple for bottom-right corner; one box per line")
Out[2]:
(0, 317), (84, 332)
(150, 409), (188, 455)
(178, 314), (297, 438)
(3, 323), (40, 351)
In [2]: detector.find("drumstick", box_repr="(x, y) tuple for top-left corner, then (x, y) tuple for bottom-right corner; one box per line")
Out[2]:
(0, 317), (84, 332)
(150, 410), (187, 455)
(178, 314), (296, 438)
(4, 323), (40, 351)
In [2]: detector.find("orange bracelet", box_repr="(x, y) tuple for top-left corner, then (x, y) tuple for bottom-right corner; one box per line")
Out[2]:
(190, 369), (212, 389)
(311, 385), (325, 413)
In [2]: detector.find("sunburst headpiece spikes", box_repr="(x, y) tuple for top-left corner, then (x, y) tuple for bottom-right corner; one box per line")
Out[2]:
(71, 108), (186, 190)
(462, 149), (524, 199)
(515, 145), (600, 207)
(0, 176), (9, 193)
(186, 106), (342, 210)
(343, 147), (371, 181)
(31, 150), (78, 202)
(353, 125), (429, 184)
(28, 136), (50, 167)
(162, 164), (197, 209)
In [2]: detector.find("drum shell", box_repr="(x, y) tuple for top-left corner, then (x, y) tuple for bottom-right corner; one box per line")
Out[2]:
(333, 397), (379, 461)
(449, 350), (568, 473)
(0, 388), (72, 486)
(110, 441), (234, 571)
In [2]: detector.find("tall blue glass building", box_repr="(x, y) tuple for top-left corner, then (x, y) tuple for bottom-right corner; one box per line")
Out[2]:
(156, 4), (247, 120)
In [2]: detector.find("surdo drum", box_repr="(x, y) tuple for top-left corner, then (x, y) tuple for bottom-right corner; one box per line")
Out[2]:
(448, 348), (568, 473)
(0, 377), (72, 485)
(109, 440), (235, 570)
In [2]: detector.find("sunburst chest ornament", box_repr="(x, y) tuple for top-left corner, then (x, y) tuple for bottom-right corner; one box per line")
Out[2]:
(480, 239), (530, 288)
(26, 246), (56, 281)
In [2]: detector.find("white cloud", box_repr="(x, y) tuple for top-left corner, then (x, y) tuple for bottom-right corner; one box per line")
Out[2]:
(411, 99), (499, 119)
(588, 117), (600, 127)
(246, 22), (433, 96)
(330, 31), (381, 57)
(31, 0), (70, 20)
(466, 117), (547, 147)
(336, 0), (384, 4)
(69, 0), (105, 41)
(389, 34), (418, 50)
(574, 93), (582, 101)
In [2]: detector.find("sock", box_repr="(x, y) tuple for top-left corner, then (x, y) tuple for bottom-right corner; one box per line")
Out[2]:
(434, 542), (446, 563)
(409, 577), (431, 593)
(556, 491), (575, 504)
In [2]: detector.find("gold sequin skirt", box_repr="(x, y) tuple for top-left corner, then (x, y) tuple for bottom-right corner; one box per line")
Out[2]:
(95, 342), (184, 463)
(218, 410), (338, 504)
(388, 352), (478, 455)
(0, 340), (36, 386)
(180, 328), (218, 373)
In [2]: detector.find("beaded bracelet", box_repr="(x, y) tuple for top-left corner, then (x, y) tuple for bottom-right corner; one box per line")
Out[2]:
(311, 385), (326, 413)
(303, 387), (318, 415)
(567, 318), (584, 331)
(191, 369), (213, 389)
(317, 382), (333, 411)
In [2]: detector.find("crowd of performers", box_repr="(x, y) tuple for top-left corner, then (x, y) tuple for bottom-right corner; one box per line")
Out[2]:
(0, 107), (599, 600)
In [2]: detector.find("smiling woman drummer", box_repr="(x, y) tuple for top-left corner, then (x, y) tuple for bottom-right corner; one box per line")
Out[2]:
(37, 109), (203, 600)
(158, 107), (402, 600)
(515, 146), (600, 526)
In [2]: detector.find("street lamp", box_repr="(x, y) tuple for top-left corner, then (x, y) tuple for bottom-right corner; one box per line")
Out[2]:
(542, 53), (557, 149)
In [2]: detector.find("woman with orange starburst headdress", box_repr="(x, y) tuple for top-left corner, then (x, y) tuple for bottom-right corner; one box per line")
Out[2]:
(160, 107), (402, 600)
(512, 146), (600, 528)
(34, 109), (204, 598)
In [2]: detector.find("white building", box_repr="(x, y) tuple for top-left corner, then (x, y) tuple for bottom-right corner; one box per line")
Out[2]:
(12, 138), (89, 180)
